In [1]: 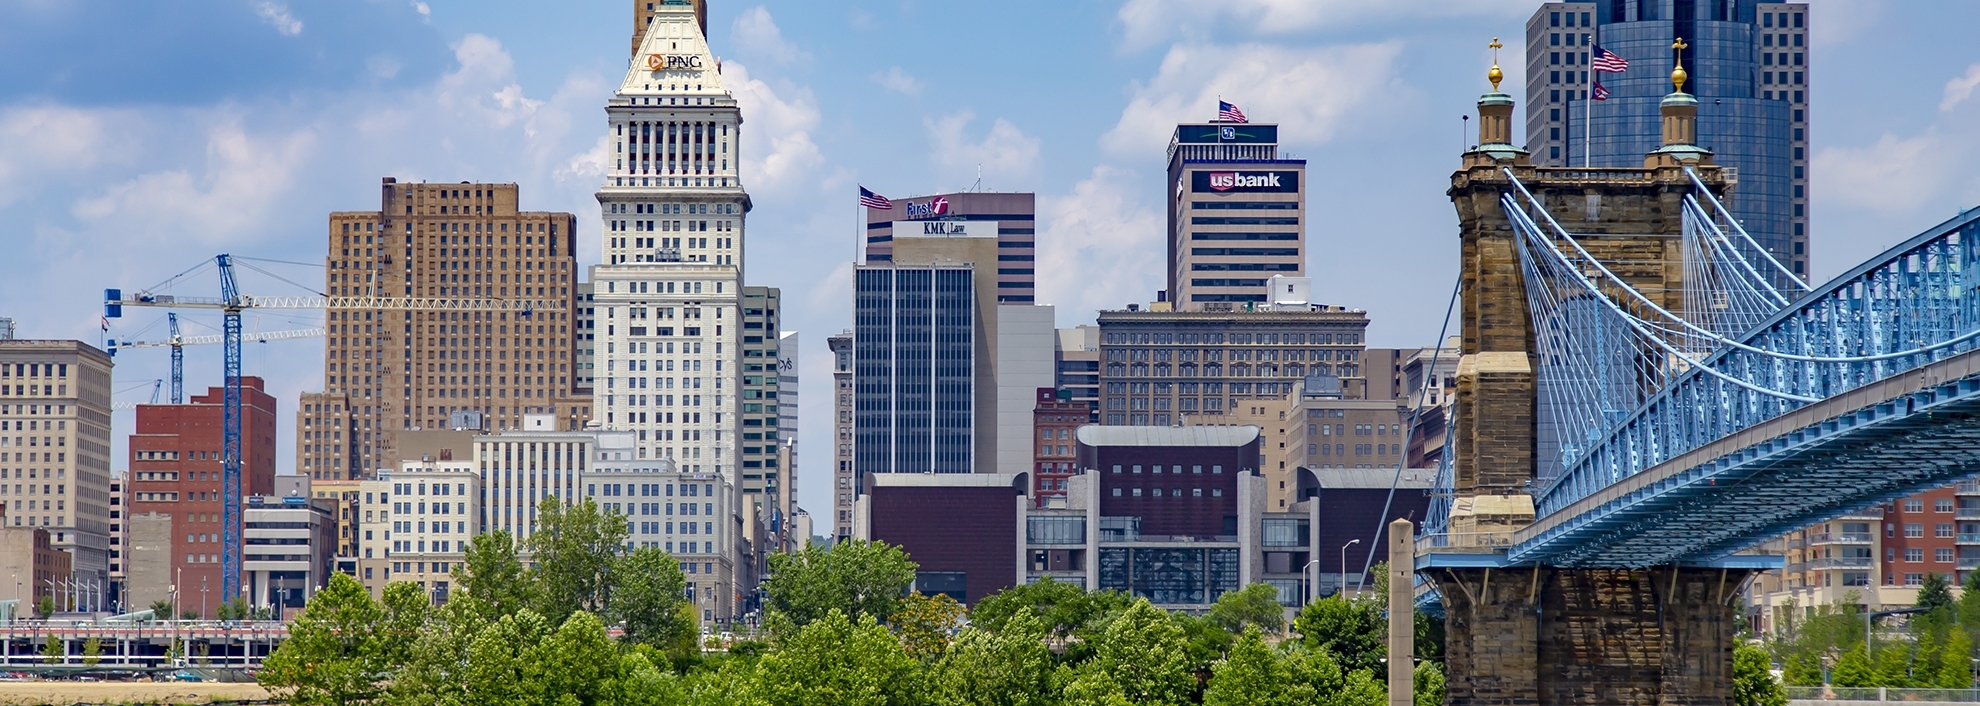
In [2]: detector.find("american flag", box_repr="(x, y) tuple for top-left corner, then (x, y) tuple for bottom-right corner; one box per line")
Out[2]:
(1592, 45), (1629, 73)
(1592, 80), (1611, 101)
(1217, 100), (1248, 123)
(858, 186), (893, 210)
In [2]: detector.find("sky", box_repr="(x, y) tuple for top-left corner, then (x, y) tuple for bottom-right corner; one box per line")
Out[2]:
(2, 0), (1978, 522)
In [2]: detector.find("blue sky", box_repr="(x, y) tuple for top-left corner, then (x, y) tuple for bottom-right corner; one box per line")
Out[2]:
(2, 0), (1978, 520)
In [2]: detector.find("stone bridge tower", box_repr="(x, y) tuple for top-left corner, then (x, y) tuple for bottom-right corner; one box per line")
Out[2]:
(1432, 44), (1756, 706)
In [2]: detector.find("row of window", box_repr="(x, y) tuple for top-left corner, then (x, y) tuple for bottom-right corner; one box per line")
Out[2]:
(1110, 487), (1224, 498)
(0, 364), (69, 379)
(1103, 332), (1360, 345)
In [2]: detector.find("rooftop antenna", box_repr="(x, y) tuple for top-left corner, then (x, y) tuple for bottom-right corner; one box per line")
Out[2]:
(971, 164), (982, 193)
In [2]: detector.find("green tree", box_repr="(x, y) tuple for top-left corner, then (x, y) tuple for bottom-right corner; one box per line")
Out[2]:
(929, 612), (1057, 706)
(1781, 651), (1824, 687)
(611, 545), (692, 651)
(81, 637), (100, 667)
(1941, 629), (1975, 688)
(453, 530), (535, 623)
(754, 609), (919, 706)
(1413, 661), (1446, 706)
(973, 577), (1132, 663)
(1171, 611), (1235, 670)
(1961, 572), (1980, 639)
(1915, 630), (1946, 687)
(1831, 644), (1872, 687)
(36, 595), (53, 618)
(891, 591), (967, 661)
(1734, 642), (1788, 706)
(526, 497), (630, 627)
(1286, 646), (1346, 702)
(1208, 583), (1286, 634)
(1872, 642), (1911, 687)
(1204, 627), (1311, 706)
(1921, 573), (1956, 613)
(385, 593), (486, 706)
(462, 609), (554, 706)
(1078, 600), (1196, 706)
(538, 612), (627, 706)
(259, 573), (390, 705)
(1295, 595), (1387, 676)
(148, 599), (174, 619)
(40, 635), (60, 664)
(1415, 610), (1446, 661)
(1338, 668), (1388, 706)
(763, 539), (917, 630)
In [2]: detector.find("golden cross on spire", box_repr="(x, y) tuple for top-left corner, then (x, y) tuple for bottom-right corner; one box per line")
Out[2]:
(1670, 37), (1690, 93)
(1488, 37), (1504, 92)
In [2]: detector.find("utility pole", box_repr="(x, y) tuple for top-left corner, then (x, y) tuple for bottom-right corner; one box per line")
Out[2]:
(1388, 518), (1415, 706)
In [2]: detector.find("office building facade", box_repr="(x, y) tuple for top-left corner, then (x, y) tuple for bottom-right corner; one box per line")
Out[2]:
(593, 0), (745, 495)
(1525, 1), (1810, 277)
(1094, 307), (1371, 427)
(1165, 123), (1308, 310)
(863, 192), (1036, 304)
(1055, 326), (1101, 422)
(854, 265), (978, 474)
(126, 378), (279, 617)
(584, 445), (738, 623)
(0, 340), (115, 597)
(738, 287), (783, 516)
(358, 459), (482, 600)
(243, 492), (337, 619)
(1032, 388), (1085, 506)
(828, 331), (855, 540)
(302, 178), (587, 480)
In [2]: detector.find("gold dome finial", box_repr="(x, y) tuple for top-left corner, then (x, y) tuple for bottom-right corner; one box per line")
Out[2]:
(1670, 37), (1690, 93)
(1488, 37), (1504, 92)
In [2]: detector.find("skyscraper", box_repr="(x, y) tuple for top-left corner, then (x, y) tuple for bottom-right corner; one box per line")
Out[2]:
(301, 179), (587, 481)
(0, 340), (115, 599)
(590, 0), (744, 593)
(1165, 122), (1307, 310)
(1525, 1), (1810, 277)
(739, 287), (782, 516)
(828, 331), (854, 540)
(863, 192), (1036, 304)
(854, 264), (980, 475)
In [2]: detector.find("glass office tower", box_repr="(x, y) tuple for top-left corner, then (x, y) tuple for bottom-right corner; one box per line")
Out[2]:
(1526, 1), (1810, 279)
(853, 265), (976, 474)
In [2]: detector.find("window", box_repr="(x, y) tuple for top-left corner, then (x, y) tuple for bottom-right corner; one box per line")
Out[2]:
(1907, 573), (1925, 586)
(1905, 523), (1924, 538)
(1938, 548), (1956, 563)
(1939, 523), (1956, 538)
(1937, 498), (1954, 513)
(1905, 499), (1924, 513)
(1905, 548), (1923, 563)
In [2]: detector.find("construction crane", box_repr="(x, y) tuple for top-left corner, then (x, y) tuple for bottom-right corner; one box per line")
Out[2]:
(107, 323), (325, 404)
(111, 380), (164, 412)
(105, 254), (556, 604)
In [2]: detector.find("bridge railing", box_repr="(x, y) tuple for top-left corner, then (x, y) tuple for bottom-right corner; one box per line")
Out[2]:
(1526, 191), (1980, 520)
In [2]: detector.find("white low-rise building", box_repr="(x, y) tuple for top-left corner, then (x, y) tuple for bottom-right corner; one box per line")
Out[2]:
(357, 459), (482, 602)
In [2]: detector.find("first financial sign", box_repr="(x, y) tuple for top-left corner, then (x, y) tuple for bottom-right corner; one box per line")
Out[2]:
(647, 54), (704, 71)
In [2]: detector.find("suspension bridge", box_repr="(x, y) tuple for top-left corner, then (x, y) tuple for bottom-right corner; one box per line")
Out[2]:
(1414, 62), (1980, 706)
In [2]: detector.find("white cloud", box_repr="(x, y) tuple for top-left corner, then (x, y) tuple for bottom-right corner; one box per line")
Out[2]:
(71, 118), (316, 245)
(1102, 41), (1404, 157)
(732, 6), (809, 64)
(1035, 166), (1167, 320)
(873, 67), (922, 96)
(723, 61), (825, 194)
(412, 1), (430, 18)
(1814, 130), (1966, 214)
(1943, 64), (1980, 112)
(255, 1), (303, 36)
(0, 106), (123, 208)
(435, 34), (544, 133)
(1115, 0), (1525, 50)
(925, 111), (1040, 181)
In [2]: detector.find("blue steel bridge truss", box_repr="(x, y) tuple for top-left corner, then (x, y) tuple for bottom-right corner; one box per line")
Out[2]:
(1429, 167), (1980, 568)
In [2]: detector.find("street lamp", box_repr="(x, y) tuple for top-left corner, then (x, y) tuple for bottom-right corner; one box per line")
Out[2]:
(1340, 539), (1361, 599)
(1299, 559), (1322, 605)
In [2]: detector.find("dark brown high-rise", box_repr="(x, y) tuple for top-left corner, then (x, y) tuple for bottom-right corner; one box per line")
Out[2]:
(298, 179), (587, 481)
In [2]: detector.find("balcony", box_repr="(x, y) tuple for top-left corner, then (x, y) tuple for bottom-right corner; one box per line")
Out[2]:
(1808, 532), (1873, 546)
(1958, 508), (1980, 519)
(1837, 507), (1886, 520)
(1958, 481), (1980, 496)
(1962, 557), (1980, 571)
(1806, 556), (1875, 571)
(1959, 533), (1980, 544)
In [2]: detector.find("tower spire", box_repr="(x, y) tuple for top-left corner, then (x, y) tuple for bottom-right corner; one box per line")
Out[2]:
(1670, 38), (1690, 94)
(1488, 37), (1504, 92)
(1465, 38), (1527, 165)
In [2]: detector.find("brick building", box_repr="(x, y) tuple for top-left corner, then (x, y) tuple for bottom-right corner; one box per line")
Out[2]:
(1032, 388), (1085, 506)
(126, 378), (279, 617)
(0, 339), (116, 600)
(300, 178), (587, 481)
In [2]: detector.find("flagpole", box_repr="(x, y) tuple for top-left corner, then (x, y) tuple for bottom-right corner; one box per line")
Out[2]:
(1585, 67), (1592, 167)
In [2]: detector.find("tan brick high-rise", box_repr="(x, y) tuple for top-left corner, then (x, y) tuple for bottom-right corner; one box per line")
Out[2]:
(298, 179), (589, 480)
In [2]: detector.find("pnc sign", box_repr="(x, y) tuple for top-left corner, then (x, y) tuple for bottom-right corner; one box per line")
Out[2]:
(1191, 170), (1300, 193)
(646, 54), (705, 72)
(903, 196), (949, 218)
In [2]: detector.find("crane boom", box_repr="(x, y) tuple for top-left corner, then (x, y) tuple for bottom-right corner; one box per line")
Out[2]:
(108, 327), (326, 350)
(106, 293), (560, 312)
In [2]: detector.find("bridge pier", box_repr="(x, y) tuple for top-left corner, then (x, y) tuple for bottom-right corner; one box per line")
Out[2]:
(1432, 566), (1755, 706)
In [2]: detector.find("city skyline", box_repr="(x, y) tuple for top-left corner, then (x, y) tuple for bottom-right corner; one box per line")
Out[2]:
(1, 1), (1978, 522)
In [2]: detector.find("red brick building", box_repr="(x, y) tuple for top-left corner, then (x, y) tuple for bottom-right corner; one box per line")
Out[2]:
(1032, 388), (1085, 506)
(127, 378), (278, 616)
